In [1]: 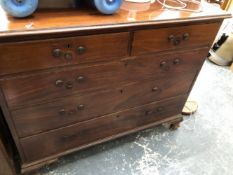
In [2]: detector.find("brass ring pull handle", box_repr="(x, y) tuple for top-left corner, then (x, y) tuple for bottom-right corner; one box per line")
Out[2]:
(77, 46), (86, 55)
(173, 58), (181, 65)
(183, 33), (190, 40)
(168, 35), (175, 42)
(173, 37), (181, 45)
(65, 81), (73, 89)
(168, 35), (181, 46)
(168, 33), (189, 45)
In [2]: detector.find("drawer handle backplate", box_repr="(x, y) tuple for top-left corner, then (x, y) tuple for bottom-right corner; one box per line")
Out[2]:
(168, 33), (190, 45)
(58, 105), (85, 116)
(55, 76), (87, 89)
(168, 35), (181, 45)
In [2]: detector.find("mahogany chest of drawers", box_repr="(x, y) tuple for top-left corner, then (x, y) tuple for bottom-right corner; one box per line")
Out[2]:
(0, 2), (230, 173)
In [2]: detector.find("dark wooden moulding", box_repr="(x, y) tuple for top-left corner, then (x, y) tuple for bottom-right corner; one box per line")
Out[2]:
(0, 1), (231, 174)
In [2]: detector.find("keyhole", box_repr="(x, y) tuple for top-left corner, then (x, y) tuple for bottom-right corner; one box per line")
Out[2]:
(120, 89), (123, 94)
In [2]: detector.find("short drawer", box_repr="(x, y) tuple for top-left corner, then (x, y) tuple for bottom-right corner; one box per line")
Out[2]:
(20, 95), (187, 162)
(12, 73), (194, 138)
(0, 32), (129, 76)
(2, 48), (207, 109)
(132, 23), (221, 55)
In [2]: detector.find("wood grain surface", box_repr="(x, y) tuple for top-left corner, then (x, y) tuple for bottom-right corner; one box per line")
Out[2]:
(12, 73), (195, 138)
(20, 95), (187, 162)
(132, 23), (221, 55)
(0, 32), (129, 76)
(0, 1), (230, 39)
(1, 48), (208, 109)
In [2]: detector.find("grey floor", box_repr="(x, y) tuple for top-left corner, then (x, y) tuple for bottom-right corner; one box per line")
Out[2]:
(38, 60), (233, 175)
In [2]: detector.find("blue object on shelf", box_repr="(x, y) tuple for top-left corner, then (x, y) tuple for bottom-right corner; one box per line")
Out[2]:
(0, 0), (122, 18)
(93, 0), (122, 14)
(0, 0), (38, 18)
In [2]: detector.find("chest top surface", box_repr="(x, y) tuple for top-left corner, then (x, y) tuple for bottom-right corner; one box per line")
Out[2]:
(0, 1), (231, 38)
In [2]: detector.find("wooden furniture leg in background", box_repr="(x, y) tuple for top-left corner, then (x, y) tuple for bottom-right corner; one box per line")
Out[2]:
(162, 115), (184, 130)
(167, 117), (184, 130)
(221, 0), (233, 10)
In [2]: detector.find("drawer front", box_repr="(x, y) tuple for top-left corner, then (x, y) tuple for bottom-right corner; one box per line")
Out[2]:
(0, 32), (129, 76)
(132, 23), (220, 56)
(2, 48), (207, 109)
(12, 73), (194, 138)
(20, 95), (187, 162)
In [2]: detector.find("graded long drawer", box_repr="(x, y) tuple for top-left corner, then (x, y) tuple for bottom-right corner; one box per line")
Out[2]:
(0, 32), (129, 76)
(20, 95), (187, 162)
(1, 48), (208, 109)
(132, 23), (221, 56)
(12, 73), (195, 138)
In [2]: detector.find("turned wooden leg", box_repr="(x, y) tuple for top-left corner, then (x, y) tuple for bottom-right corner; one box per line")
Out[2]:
(169, 117), (183, 130)
(163, 115), (183, 130)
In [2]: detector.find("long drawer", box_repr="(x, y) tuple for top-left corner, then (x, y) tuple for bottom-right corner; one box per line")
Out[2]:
(132, 23), (220, 56)
(20, 95), (187, 162)
(12, 73), (195, 138)
(0, 32), (129, 76)
(1, 48), (208, 109)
